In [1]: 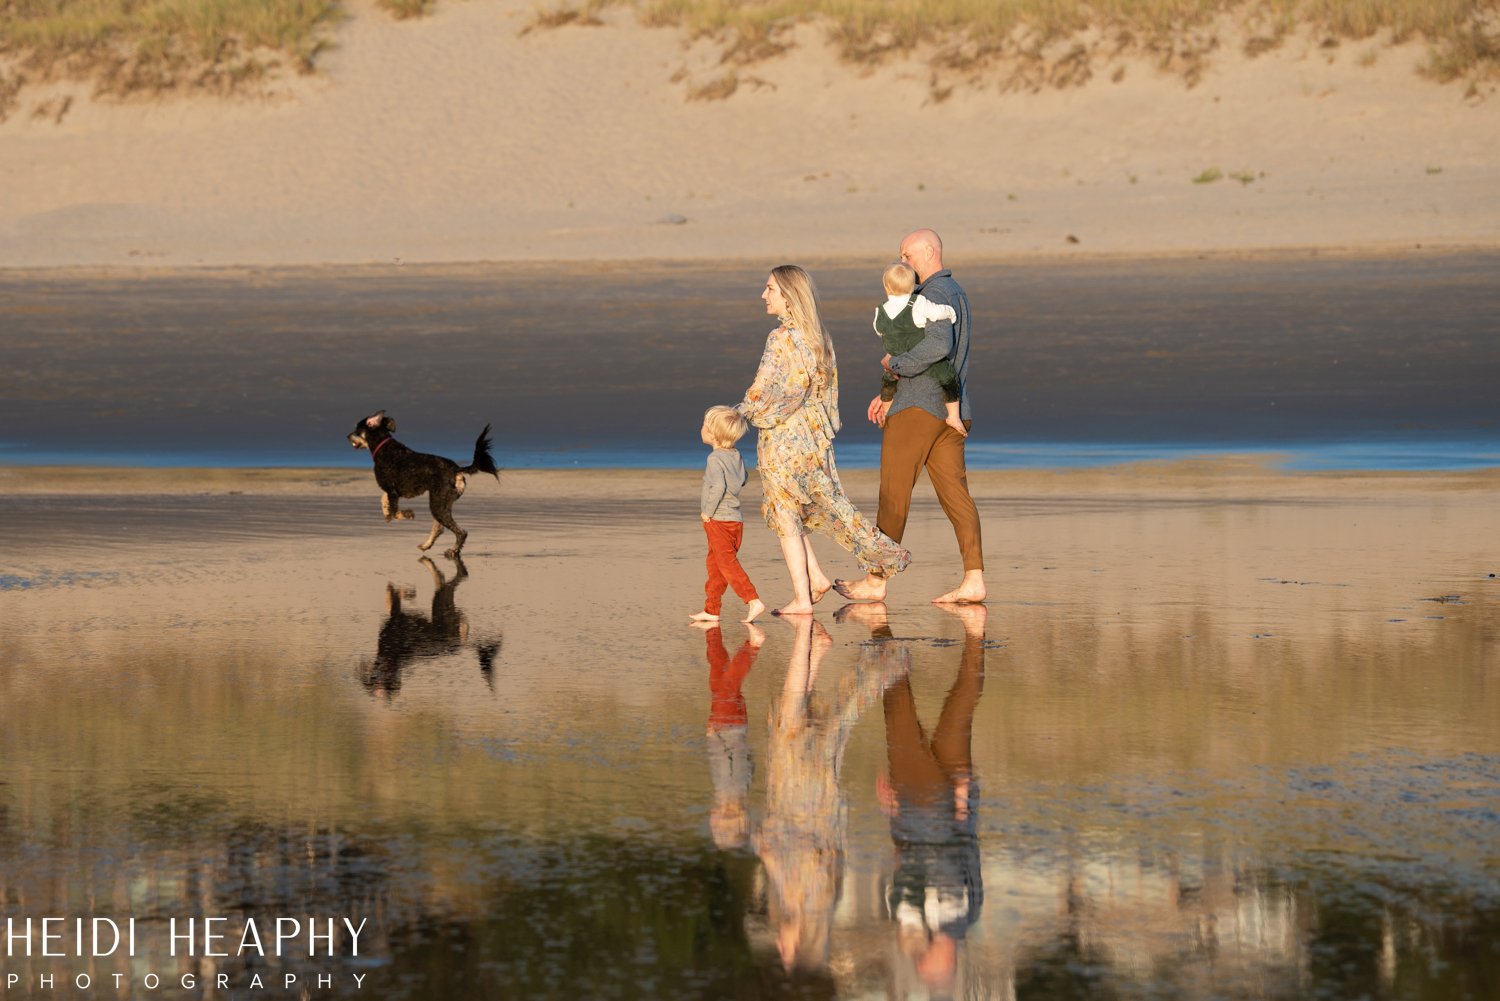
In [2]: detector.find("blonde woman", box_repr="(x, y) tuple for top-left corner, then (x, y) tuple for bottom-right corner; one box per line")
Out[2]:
(736, 265), (910, 615)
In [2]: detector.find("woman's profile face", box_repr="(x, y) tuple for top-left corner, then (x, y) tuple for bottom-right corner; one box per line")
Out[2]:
(762, 274), (788, 318)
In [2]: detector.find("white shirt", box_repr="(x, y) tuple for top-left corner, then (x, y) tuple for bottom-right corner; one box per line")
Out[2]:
(873, 293), (957, 334)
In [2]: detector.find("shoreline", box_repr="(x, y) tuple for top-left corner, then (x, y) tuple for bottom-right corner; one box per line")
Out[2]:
(2, 242), (1498, 279)
(6, 461), (1498, 498)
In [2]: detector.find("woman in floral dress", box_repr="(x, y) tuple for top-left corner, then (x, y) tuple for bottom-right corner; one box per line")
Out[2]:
(736, 265), (910, 615)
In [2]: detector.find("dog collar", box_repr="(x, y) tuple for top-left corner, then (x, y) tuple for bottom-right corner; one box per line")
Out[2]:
(371, 437), (393, 459)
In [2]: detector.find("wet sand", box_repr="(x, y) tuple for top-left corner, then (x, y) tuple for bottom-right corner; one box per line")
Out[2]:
(2, 465), (1497, 998)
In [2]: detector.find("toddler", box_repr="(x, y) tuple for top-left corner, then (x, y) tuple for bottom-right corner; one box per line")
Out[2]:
(691, 405), (765, 624)
(874, 262), (966, 437)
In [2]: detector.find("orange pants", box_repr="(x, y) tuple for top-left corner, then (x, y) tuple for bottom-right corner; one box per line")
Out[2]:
(704, 520), (759, 615)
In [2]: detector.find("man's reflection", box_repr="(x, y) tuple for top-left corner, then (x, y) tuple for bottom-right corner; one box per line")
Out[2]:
(359, 556), (501, 698)
(698, 622), (765, 851)
(756, 616), (912, 976)
(847, 603), (986, 999)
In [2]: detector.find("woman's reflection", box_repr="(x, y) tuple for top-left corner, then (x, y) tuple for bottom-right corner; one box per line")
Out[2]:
(756, 615), (912, 975)
(359, 556), (501, 698)
(698, 621), (766, 851)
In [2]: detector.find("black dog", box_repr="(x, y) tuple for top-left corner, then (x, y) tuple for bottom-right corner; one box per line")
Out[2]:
(347, 410), (499, 558)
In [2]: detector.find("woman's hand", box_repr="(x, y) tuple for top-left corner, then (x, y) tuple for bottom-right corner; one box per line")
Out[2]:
(866, 395), (891, 427)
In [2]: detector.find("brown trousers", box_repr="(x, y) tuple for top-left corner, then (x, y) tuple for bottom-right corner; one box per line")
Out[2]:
(877, 407), (984, 572)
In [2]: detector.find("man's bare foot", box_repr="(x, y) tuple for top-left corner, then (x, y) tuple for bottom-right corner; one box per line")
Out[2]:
(689, 611), (721, 622)
(742, 598), (766, 623)
(945, 417), (969, 438)
(932, 570), (987, 605)
(833, 575), (887, 602)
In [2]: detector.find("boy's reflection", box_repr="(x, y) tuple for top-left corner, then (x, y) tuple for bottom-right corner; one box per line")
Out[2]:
(698, 622), (765, 850)
(359, 556), (501, 698)
(848, 602), (987, 999)
(756, 616), (912, 975)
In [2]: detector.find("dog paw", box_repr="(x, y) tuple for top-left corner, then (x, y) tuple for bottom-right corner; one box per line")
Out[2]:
(444, 548), (462, 559)
(398, 510), (414, 520)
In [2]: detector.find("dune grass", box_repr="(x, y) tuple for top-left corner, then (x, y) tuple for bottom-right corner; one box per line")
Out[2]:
(529, 0), (1500, 95)
(0, 0), (345, 120)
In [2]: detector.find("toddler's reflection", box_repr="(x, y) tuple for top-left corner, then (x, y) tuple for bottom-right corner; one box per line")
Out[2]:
(699, 622), (765, 850)
(756, 615), (912, 976)
(359, 556), (502, 698)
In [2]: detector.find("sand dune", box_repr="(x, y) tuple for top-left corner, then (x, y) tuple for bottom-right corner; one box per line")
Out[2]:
(1, 0), (1496, 268)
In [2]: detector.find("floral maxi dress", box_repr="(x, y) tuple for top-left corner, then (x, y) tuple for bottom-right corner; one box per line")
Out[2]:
(736, 326), (911, 579)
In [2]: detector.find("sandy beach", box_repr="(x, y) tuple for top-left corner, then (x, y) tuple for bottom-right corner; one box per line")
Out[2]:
(2, 0), (1497, 269)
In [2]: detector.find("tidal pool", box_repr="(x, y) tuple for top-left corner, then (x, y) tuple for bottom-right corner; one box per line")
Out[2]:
(1, 468), (1496, 999)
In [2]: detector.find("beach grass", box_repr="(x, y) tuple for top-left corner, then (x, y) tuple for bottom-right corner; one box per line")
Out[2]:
(529, 0), (1500, 92)
(0, 0), (344, 118)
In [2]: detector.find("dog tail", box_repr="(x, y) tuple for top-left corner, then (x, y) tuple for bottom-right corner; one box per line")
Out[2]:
(464, 424), (501, 481)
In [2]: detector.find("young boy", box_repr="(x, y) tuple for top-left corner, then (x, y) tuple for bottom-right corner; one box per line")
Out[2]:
(691, 405), (765, 624)
(875, 262), (966, 438)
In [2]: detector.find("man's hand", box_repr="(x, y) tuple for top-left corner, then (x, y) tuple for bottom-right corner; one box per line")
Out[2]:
(866, 395), (891, 427)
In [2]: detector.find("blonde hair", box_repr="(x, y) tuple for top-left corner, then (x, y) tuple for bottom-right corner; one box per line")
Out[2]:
(703, 405), (748, 447)
(770, 265), (835, 385)
(883, 262), (916, 296)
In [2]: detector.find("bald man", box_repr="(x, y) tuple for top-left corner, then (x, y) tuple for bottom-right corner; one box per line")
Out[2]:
(835, 229), (986, 604)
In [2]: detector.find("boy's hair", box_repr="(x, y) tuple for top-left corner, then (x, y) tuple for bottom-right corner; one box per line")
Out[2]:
(882, 262), (917, 296)
(703, 405), (748, 447)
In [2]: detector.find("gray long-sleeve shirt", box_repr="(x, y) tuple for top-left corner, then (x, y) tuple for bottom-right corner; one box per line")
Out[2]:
(701, 447), (747, 521)
(886, 269), (973, 423)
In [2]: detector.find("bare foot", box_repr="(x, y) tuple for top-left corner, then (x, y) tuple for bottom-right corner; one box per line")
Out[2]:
(810, 580), (833, 604)
(689, 611), (721, 622)
(833, 575), (887, 602)
(945, 417), (969, 438)
(932, 570), (987, 605)
(773, 601), (815, 616)
(742, 598), (766, 623)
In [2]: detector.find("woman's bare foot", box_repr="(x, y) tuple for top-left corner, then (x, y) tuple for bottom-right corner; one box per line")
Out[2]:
(833, 575), (887, 601)
(689, 611), (720, 622)
(932, 570), (987, 604)
(773, 600), (815, 616)
(742, 598), (766, 623)
(810, 580), (833, 604)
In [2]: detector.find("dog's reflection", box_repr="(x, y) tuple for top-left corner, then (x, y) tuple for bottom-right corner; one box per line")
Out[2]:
(359, 556), (501, 698)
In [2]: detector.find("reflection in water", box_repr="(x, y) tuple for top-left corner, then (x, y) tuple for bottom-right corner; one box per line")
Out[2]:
(867, 604), (986, 1000)
(359, 556), (501, 698)
(702, 622), (764, 851)
(755, 617), (912, 982)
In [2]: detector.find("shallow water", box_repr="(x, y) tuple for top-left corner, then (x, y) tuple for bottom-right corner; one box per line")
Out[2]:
(2, 477), (1497, 999)
(2, 253), (1497, 469)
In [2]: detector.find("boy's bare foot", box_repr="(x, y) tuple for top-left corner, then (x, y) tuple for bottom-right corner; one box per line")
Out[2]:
(932, 570), (987, 605)
(742, 598), (766, 623)
(833, 575), (887, 602)
(945, 416), (969, 438)
(689, 611), (721, 622)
